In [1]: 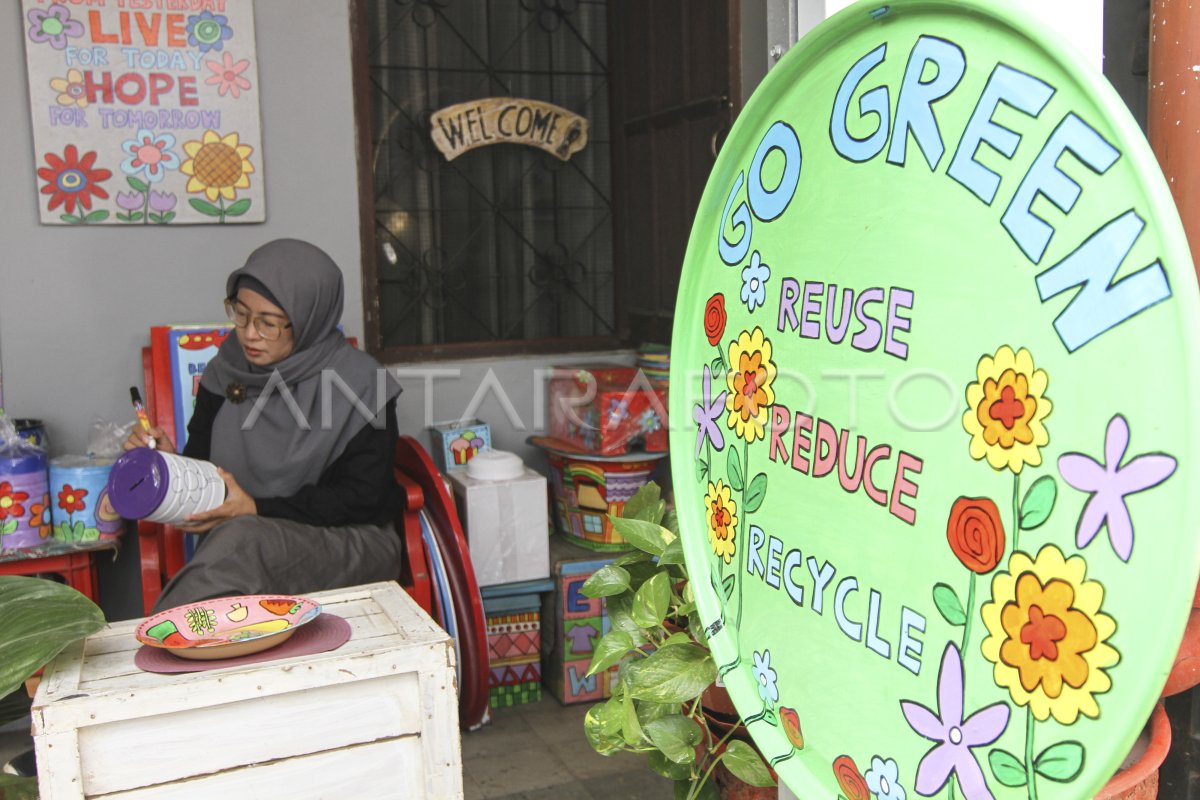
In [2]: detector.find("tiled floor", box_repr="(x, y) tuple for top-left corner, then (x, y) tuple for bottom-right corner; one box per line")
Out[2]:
(463, 694), (670, 799)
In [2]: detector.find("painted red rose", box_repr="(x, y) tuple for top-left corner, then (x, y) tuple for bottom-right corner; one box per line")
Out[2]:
(704, 293), (726, 346)
(779, 706), (804, 749)
(947, 495), (1005, 573)
(832, 755), (869, 800)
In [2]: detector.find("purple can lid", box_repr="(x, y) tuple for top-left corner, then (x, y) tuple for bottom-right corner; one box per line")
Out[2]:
(107, 448), (169, 521)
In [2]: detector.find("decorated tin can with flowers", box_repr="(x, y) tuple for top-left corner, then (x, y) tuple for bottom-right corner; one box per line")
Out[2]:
(0, 447), (50, 551)
(49, 456), (119, 543)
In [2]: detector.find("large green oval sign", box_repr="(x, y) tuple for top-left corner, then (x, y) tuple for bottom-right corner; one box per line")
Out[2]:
(670, 1), (1200, 798)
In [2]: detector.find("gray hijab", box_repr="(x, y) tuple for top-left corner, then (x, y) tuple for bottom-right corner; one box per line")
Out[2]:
(199, 239), (402, 498)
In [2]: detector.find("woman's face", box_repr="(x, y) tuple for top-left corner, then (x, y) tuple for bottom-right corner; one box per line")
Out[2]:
(233, 287), (294, 366)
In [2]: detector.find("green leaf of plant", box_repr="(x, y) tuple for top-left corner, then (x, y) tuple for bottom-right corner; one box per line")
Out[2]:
(0, 687), (32, 729)
(727, 447), (744, 491)
(633, 572), (671, 628)
(662, 508), (680, 537)
(721, 574), (736, 601)
(0, 576), (105, 701)
(126, 176), (149, 193)
(1020, 475), (1058, 530)
(597, 696), (625, 737)
(621, 692), (643, 746)
(659, 536), (686, 566)
(587, 630), (635, 677)
(582, 564), (632, 598)
(933, 583), (966, 626)
(1034, 740), (1084, 782)
(743, 473), (768, 513)
(584, 702), (623, 755)
(721, 740), (776, 787)
(224, 198), (252, 216)
(613, 550), (652, 567)
(604, 594), (645, 646)
(611, 516), (674, 557)
(189, 198), (222, 216)
(645, 714), (703, 764)
(678, 777), (720, 800)
(989, 748), (1028, 787)
(647, 751), (690, 781)
(624, 644), (715, 704)
(623, 483), (664, 523)
(635, 701), (676, 728)
(0, 773), (39, 800)
(660, 631), (693, 648)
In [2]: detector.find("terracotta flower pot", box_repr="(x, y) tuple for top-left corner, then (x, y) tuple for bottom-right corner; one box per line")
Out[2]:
(1162, 607), (1200, 696)
(1094, 701), (1171, 800)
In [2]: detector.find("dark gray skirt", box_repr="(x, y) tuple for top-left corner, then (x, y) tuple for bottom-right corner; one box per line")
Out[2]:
(151, 516), (403, 613)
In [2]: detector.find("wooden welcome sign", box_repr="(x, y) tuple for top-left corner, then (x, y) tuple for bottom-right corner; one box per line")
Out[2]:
(430, 98), (588, 162)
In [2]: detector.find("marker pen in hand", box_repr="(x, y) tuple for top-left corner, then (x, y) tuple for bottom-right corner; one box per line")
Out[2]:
(130, 387), (156, 450)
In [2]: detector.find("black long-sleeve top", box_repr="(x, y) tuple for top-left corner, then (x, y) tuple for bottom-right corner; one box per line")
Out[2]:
(182, 385), (402, 528)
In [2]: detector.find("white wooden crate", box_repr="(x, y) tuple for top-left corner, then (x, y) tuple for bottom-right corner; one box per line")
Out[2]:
(32, 581), (463, 799)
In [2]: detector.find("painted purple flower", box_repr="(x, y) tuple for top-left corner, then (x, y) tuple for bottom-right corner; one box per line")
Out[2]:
(901, 643), (1009, 800)
(1058, 414), (1176, 562)
(693, 364), (727, 457)
(116, 191), (145, 211)
(186, 11), (234, 54)
(27, 6), (84, 50)
(149, 191), (178, 212)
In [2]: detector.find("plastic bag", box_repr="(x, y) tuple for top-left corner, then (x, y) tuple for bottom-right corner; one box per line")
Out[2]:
(87, 416), (133, 459)
(0, 411), (44, 459)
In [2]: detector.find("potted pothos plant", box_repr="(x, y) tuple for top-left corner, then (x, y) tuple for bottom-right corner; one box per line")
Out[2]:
(0, 575), (106, 800)
(581, 483), (775, 800)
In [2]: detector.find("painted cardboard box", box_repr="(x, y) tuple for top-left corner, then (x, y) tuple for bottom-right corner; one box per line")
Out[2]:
(547, 366), (668, 455)
(428, 419), (491, 472)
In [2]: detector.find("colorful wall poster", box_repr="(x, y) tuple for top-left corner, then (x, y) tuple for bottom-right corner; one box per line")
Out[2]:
(670, 1), (1200, 798)
(22, 0), (264, 225)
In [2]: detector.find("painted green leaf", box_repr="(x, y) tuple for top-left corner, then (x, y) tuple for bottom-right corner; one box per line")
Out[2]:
(721, 574), (736, 601)
(1034, 740), (1085, 782)
(611, 516), (674, 557)
(624, 644), (715, 703)
(633, 572), (671, 628)
(645, 714), (703, 764)
(1020, 475), (1058, 530)
(587, 630), (635, 677)
(710, 357), (724, 377)
(160, 211), (176, 223)
(126, 176), (149, 193)
(225, 198), (252, 216)
(84, 210), (109, 222)
(582, 564), (632, 598)
(989, 748), (1028, 787)
(0, 576), (105, 705)
(721, 740), (776, 787)
(933, 583), (966, 626)
(696, 459), (710, 483)
(60, 213), (81, 223)
(130, 211), (144, 222)
(0, 519), (16, 535)
(189, 198), (222, 216)
(744, 472), (768, 513)
(727, 447), (744, 491)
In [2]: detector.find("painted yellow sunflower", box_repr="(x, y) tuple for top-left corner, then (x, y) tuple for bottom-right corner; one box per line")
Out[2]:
(704, 480), (738, 565)
(180, 130), (255, 202)
(725, 327), (777, 444)
(963, 345), (1051, 473)
(981, 545), (1118, 724)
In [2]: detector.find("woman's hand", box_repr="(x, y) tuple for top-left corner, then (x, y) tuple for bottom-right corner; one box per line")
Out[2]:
(177, 468), (258, 533)
(123, 425), (177, 454)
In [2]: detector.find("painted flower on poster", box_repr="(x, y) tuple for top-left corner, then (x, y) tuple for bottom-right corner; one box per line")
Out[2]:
(1058, 414), (1177, 562)
(900, 643), (1010, 799)
(205, 52), (253, 98)
(704, 480), (737, 564)
(37, 145), (112, 216)
(981, 545), (1119, 724)
(741, 250), (771, 312)
(864, 756), (906, 800)
(0, 483), (30, 521)
(963, 346), (1052, 473)
(725, 327), (777, 444)
(49, 68), (88, 108)
(120, 129), (181, 184)
(181, 130), (255, 221)
(27, 5), (84, 50)
(187, 11), (234, 54)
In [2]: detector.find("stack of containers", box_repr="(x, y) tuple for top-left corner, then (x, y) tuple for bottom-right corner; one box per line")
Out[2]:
(0, 429), (50, 551)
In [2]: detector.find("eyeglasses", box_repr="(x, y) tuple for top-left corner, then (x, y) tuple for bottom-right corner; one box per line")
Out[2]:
(224, 298), (292, 341)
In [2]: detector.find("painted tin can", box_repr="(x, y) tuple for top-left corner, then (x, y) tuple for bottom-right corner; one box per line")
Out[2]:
(107, 448), (225, 527)
(544, 451), (660, 552)
(0, 448), (50, 551)
(13, 418), (48, 453)
(49, 456), (120, 542)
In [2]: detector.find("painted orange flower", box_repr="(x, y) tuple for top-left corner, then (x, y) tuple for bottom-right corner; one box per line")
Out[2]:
(725, 327), (777, 443)
(58, 484), (87, 514)
(981, 545), (1119, 724)
(29, 493), (52, 539)
(0, 482), (29, 521)
(963, 346), (1051, 473)
(779, 707), (804, 749)
(833, 755), (870, 800)
(946, 496), (1005, 574)
(704, 480), (738, 564)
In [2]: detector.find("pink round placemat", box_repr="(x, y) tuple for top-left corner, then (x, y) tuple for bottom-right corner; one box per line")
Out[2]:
(134, 613), (351, 674)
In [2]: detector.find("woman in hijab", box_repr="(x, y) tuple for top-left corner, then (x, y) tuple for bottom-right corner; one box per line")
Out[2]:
(124, 239), (404, 613)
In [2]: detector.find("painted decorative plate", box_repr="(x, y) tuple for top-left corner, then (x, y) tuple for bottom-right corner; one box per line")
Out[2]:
(136, 595), (322, 661)
(669, 0), (1200, 798)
